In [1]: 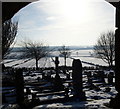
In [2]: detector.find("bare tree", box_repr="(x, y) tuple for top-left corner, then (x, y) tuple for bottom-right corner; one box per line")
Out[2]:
(2, 19), (18, 59)
(59, 45), (71, 67)
(94, 31), (115, 68)
(21, 40), (49, 69)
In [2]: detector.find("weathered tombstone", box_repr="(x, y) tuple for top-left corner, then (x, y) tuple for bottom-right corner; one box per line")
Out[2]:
(72, 59), (86, 101)
(67, 73), (70, 80)
(65, 87), (69, 99)
(15, 69), (24, 105)
(108, 72), (114, 85)
(104, 87), (111, 92)
(37, 77), (40, 82)
(2, 93), (6, 103)
(31, 93), (40, 108)
(26, 87), (31, 95)
(2, 64), (5, 71)
(42, 73), (45, 80)
(87, 71), (92, 85)
(99, 70), (105, 83)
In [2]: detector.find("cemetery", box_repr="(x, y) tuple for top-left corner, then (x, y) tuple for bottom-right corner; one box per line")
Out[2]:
(1, 57), (117, 109)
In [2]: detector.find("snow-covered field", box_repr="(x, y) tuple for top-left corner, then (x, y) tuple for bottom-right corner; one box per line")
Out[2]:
(4, 49), (109, 68)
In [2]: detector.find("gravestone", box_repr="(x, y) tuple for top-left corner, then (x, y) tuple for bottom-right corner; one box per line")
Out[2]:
(87, 71), (92, 85)
(15, 69), (24, 105)
(72, 59), (86, 101)
(108, 72), (114, 85)
(26, 87), (31, 95)
(30, 93), (40, 108)
(99, 71), (105, 83)
(2, 93), (6, 103)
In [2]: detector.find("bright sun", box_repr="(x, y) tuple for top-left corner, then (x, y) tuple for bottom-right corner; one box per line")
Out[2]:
(60, 0), (89, 22)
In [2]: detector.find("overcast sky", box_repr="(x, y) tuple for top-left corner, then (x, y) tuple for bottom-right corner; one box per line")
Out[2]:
(13, 0), (115, 46)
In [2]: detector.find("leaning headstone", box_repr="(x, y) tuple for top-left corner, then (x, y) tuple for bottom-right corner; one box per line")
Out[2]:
(72, 59), (86, 101)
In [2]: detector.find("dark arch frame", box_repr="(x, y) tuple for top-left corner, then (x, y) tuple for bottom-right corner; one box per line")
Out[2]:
(1, 1), (120, 107)
(2, 2), (30, 23)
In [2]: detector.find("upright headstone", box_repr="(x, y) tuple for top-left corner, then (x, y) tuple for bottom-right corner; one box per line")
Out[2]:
(26, 87), (31, 95)
(99, 71), (105, 83)
(108, 72), (114, 85)
(72, 59), (86, 101)
(2, 93), (6, 103)
(30, 93), (40, 108)
(15, 69), (24, 105)
(87, 71), (92, 85)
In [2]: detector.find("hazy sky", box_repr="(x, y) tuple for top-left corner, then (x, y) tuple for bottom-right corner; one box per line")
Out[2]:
(13, 0), (115, 46)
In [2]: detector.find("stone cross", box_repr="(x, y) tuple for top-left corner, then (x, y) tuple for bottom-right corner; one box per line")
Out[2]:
(54, 57), (64, 91)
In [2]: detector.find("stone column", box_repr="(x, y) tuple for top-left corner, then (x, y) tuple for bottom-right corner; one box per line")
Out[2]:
(115, 5), (120, 94)
(110, 3), (120, 108)
(72, 59), (86, 101)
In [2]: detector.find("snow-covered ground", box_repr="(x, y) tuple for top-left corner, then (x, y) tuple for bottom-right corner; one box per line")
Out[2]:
(33, 86), (117, 109)
(23, 70), (116, 109)
(4, 49), (109, 68)
(33, 100), (111, 109)
(2, 70), (117, 109)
